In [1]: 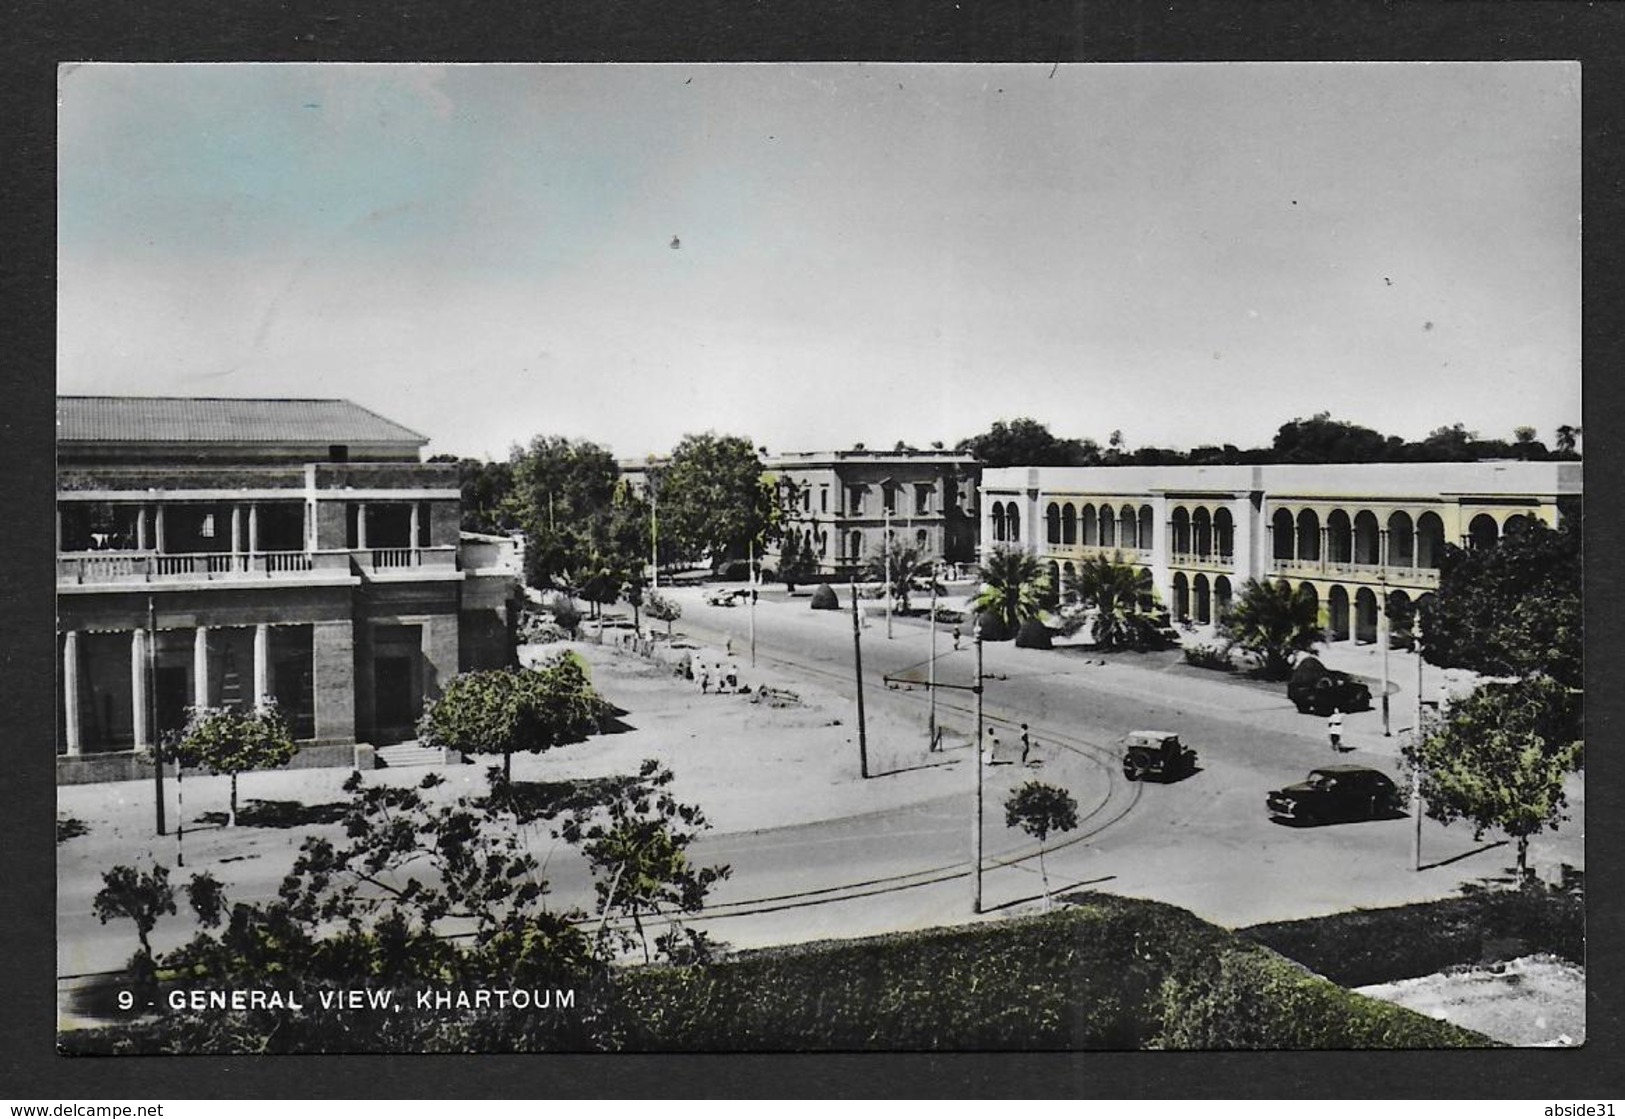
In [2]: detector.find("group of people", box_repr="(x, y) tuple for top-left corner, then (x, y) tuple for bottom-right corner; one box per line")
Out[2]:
(688, 639), (743, 695)
(984, 722), (1039, 766)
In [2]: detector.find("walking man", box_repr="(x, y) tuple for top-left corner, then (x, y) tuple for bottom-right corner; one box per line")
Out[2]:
(1020, 723), (1033, 766)
(986, 725), (1001, 763)
(1327, 708), (1345, 752)
(952, 625), (962, 651)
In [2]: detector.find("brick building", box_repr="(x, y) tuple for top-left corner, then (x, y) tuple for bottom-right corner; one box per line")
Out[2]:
(56, 397), (520, 783)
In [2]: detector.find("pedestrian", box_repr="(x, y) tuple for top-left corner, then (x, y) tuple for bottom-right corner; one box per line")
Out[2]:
(700, 669), (711, 695)
(986, 725), (1001, 763)
(1020, 723), (1033, 766)
(725, 636), (734, 657)
(952, 625), (962, 651)
(1327, 708), (1344, 752)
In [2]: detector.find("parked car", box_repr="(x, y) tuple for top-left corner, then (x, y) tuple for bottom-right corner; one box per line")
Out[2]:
(1266, 765), (1401, 824)
(1120, 730), (1197, 782)
(1288, 656), (1373, 715)
(704, 588), (750, 607)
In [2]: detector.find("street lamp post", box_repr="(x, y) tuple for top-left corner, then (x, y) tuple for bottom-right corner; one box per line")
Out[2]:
(928, 561), (938, 750)
(1380, 574), (1392, 737)
(1413, 616), (1425, 871)
(850, 576), (870, 779)
(973, 623), (985, 914)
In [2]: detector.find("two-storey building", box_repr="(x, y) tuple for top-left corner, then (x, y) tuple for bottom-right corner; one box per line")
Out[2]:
(981, 461), (1581, 643)
(56, 397), (520, 783)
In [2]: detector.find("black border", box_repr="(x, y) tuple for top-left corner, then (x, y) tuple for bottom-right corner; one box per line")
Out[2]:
(6, 0), (1622, 1099)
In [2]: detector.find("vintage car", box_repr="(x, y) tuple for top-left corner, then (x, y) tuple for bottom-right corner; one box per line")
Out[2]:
(1266, 765), (1401, 824)
(1288, 658), (1374, 716)
(703, 587), (751, 607)
(1120, 730), (1197, 782)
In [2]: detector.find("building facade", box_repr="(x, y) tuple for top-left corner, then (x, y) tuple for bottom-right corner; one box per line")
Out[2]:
(764, 450), (981, 578)
(981, 461), (1581, 642)
(56, 397), (520, 783)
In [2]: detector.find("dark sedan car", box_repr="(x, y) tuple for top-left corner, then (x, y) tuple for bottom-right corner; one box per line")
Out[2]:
(1266, 765), (1401, 824)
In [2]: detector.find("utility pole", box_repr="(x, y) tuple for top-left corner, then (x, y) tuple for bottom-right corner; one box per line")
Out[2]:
(1380, 575), (1392, 736)
(1413, 616), (1425, 871)
(973, 623), (985, 913)
(748, 533), (757, 668)
(928, 561), (938, 750)
(850, 577), (869, 779)
(148, 595), (165, 837)
(885, 500), (893, 639)
(649, 479), (659, 591)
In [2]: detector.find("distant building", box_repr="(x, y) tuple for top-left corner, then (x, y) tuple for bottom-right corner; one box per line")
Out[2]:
(56, 397), (521, 783)
(764, 450), (981, 578)
(980, 461), (1581, 640)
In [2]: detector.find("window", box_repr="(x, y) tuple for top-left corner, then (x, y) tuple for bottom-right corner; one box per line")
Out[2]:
(820, 487), (829, 513)
(849, 486), (866, 515)
(801, 488), (811, 512)
(915, 485), (932, 515)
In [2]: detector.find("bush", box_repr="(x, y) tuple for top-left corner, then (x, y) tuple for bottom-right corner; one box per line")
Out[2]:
(551, 599), (582, 636)
(1014, 617), (1053, 649)
(1183, 644), (1234, 671)
(718, 560), (753, 581)
(809, 584), (840, 611)
(969, 612), (1014, 642)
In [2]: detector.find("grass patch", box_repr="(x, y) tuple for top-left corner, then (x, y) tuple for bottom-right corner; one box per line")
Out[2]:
(1238, 884), (1585, 987)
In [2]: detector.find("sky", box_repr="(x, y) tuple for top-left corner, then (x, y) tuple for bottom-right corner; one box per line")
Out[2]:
(57, 62), (1582, 461)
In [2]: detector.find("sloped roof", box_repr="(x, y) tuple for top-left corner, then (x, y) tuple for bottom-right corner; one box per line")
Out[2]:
(57, 397), (427, 446)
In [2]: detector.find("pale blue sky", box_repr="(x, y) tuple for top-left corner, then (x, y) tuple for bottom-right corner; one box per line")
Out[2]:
(57, 62), (1581, 460)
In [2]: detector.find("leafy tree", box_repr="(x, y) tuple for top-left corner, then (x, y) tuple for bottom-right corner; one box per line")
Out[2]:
(1066, 552), (1161, 650)
(560, 759), (731, 964)
(511, 435), (624, 592)
(431, 455), (519, 534)
(1270, 414), (1396, 464)
(417, 655), (603, 782)
(1421, 519), (1581, 693)
(956, 417), (1100, 467)
(1003, 781), (1079, 907)
(777, 532), (819, 594)
(972, 546), (1049, 637)
(622, 570), (647, 634)
(644, 590), (682, 636)
(658, 433), (774, 567)
(865, 539), (923, 615)
(93, 862), (176, 966)
(1219, 578), (1323, 679)
(169, 704), (298, 827)
(1555, 424), (1581, 457)
(1402, 677), (1583, 877)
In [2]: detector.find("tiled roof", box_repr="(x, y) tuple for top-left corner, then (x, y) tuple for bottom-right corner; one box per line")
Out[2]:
(57, 397), (427, 446)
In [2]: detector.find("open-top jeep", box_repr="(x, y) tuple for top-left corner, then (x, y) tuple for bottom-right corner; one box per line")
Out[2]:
(1120, 730), (1197, 782)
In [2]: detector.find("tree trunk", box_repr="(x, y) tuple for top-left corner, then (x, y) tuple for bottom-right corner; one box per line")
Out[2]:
(228, 773), (238, 828)
(504, 749), (513, 784)
(1039, 844), (1051, 909)
(1517, 834), (1530, 878)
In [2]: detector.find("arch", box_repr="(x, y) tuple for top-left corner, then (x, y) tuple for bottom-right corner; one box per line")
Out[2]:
(1386, 511), (1414, 567)
(1192, 507), (1213, 558)
(1081, 504), (1098, 546)
(1272, 508), (1296, 560)
(1062, 503), (1077, 545)
(1214, 574), (1233, 619)
(1099, 503), (1116, 547)
(1296, 509), (1321, 561)
(1326, 510), (1353, 564)
(915, 528), (928, 550)
(1045, 502), (1061, 545)
(1047, 560), (1061, 601)
(818, 531), (828, 557)
(1327, 585), (1350, 641)
(991, 504), (1006, 543)
(1172, 572), (1190, 621)
(1061, 561), (1076, 602)
(1503, 512), (1531, 537)
(1193, 573), (1212, 625)
(1138, 506), (1154, 551)
(1213, 507), (1234, 559)
(1353, 510), (1380, 566)
(1119, 503), (1139, 549)
(1006, 503), (1021, 545)
(1296, 580), (1320, 622)
(1354, 586), (1379, 644)
(1171, 507), (1191, 554)
(1386, 589), (1414, 647)
(1469, 513), (1499, 550)
(1417, 512), (1445, 568)
(1138, 568), (1157, 613)
(848, 529), (864, 560)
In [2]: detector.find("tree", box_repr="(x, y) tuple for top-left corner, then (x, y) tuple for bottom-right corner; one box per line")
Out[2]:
(1403, 677), (1582, 877)
(777, 532), (819, 594)
(972, 546), (1049, 637)
(658, 433), (773, 567)
(865, 539), (923, 615)
(169, 704), (298, 827)
(93, 862), (176, 968)
(1066, 552), (1161, 650)
(1219, 578), (1323, 679)
(511, 435), (623, 592)
(431, 455), (519, 534)
(1555, 424), (1581, 457)
(956, 417), (1100, 467)
(644, 590), (682, 636)
(1421, 519), (1581, 693)
(1270, 414), (1393, 464)
(1003, 781), (1078, 907)
(417, 654), (603, 782)
(561, 759), (732, 964)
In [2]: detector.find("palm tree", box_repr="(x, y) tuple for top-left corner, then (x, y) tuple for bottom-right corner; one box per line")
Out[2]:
(1219, 578), (1323, 679)
(865, 540), (923, 614)
(1066, 552), (1159, 650)
(973, 546), (1049, 635)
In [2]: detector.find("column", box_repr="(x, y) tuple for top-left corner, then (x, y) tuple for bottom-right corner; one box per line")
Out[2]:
(1379, 529), (1390, 570)
(356, 503), (368, 550)
(136, 507), (149, 551)
(253, 623), (270, 708)
(312, 621), (356, 743)
(248, 503), (260, 557)
(63, 631), (82, 755)
(1319, 526), (1329, 574)
(193, 626), (209, 711)
(154, 506), (166, 553)
(409, 503), (420, 560)
(230, 505), (243, 571)
(131, 628), (150, 749)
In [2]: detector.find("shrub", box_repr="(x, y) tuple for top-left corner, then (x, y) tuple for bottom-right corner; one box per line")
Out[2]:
(551, 599), (583, 636)
(1013, 617), (1053, 649)
(969, 612), (1014, 642)
(1183, 644), (1234, 671)
(809, 584), (840, 611)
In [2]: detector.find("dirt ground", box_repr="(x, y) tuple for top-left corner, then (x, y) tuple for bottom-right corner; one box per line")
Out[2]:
(1356, 955), (1586, 1046)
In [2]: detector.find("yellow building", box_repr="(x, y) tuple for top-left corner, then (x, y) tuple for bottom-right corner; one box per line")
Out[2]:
(980, 461), (1580, 642)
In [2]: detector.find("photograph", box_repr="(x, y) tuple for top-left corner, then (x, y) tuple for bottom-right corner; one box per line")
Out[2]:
(52, 60), (1584, 1056)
